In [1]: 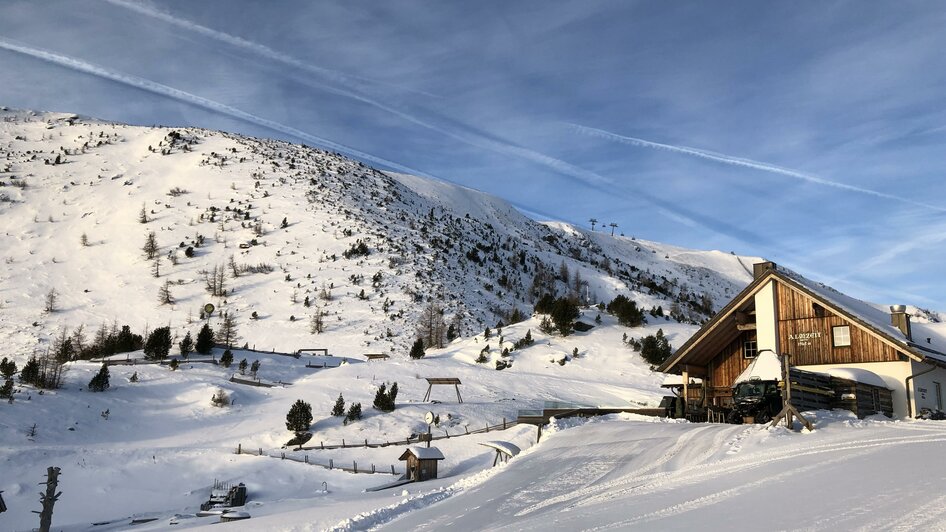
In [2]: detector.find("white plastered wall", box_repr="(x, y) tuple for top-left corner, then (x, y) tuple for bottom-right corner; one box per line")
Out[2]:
(753, 280), (779, 354)
(910, 361), (946, 415)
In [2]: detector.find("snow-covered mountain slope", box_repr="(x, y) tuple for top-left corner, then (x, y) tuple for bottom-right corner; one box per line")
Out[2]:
(0, 107), (758, 361)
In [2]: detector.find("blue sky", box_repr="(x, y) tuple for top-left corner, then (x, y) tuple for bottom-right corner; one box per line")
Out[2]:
(2, 1), (945, 307)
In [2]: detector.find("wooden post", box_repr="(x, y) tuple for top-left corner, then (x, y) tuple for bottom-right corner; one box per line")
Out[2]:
(237, 443), (241, 454)
(320, 441), (324, 450)
(455, 383), (462, 403)
(258, 448), (263, 456)
(682, 366), (690, 419)
(536, 424), (542, 443)
(305, 455), (308, 464)
(391, 465), (395, 475)
(503, 418), (506, 430)
(424, 383), (432, 402)
(329, 459), (333, 469)
(365, 439), (368, 448)
(353, 461), (357, 473)
(36, 466), (61, 532)
(372, 464), (376, 473)
(342, 439), (345, 447)
(768, 352), (812, 431)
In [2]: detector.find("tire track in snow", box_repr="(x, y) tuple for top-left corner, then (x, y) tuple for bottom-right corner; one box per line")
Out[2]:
(586, 446), (881, 531)
(569, 431), (946, 511)
(513, 424), (723, 517)
(860, 493), (946, 532)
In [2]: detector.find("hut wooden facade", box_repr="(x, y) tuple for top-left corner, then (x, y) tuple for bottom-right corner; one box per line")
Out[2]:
(659, 262), (946, 419)
(399, 447), (445, 481)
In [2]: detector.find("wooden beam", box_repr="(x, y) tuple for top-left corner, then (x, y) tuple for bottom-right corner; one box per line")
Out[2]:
(736, 323), (757, 331)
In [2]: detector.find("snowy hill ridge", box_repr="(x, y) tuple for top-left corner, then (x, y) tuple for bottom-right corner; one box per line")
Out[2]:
(0, 107), (757, 359)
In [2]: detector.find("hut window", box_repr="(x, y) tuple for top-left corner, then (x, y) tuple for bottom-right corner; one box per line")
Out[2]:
(812, 303), (826, 318)
(832, 325), (851, 347)
(743, 339), (758, 359)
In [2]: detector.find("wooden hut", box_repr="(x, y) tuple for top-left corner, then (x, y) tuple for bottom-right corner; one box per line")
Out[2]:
(658, 261), (946, 419)
(399, 447), (445, 481)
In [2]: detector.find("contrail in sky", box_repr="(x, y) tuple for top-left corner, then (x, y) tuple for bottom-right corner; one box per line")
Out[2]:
(0, 37), (440, 180)
(102, 0), (616, 190)
(569, 123), (946, 213)
(102, 0), (438, 99)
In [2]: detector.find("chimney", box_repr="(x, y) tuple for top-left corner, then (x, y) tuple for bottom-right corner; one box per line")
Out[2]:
(890, 305), (912, 341)
(753, 261), (777, 279)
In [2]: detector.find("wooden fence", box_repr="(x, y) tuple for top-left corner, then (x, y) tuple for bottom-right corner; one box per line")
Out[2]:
(233, 417), (519, 476)
(234, 444), (399, 475)
(296, 418), (517, 451)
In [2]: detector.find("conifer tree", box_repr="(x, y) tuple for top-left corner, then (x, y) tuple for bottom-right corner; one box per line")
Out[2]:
(285, 399), (313, 433)
(143, 326), (172, 360)
(332, 393), (345, 416)
(179, 331), (193, 358)
(20, 357), (40, 385)
(219, 349), (233, 368)
(0, 357), (16, 380)
(409, 338), (425, 359)
(195, 323), (214, 354)
(87, 363), (110, 392)
(0, 378), (13, 399)
(344, 402), (362, 424)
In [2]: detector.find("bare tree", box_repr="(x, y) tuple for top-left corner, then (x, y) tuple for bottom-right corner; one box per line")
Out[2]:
(203, 264), (227, 297)
(215, 312), (239, 347)
(228, 254), (240, 278)
(70, 324), (86, 355)
(158, 279), (174, 305)
(143, 231), (158, 260)
(138, 203), (149, 224)
(319, 283), (332, 301)
(151, 257), (161, 278)
(309, 307), (326, 334)
(417, 299), (446, 349)
(44, 288), (58, 313)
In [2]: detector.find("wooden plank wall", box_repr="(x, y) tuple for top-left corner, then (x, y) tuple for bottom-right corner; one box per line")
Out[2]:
(706, 331), (756, 404)
(777, 283), (900, 365)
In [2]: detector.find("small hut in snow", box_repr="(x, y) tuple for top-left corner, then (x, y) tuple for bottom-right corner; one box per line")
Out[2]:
(399, 447), (445, 481)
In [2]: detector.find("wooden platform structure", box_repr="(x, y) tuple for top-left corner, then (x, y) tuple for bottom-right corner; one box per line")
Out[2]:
(479, 441), (521, 466)
(516, 401), (665, 425)
(423, 377), (463, 403)
(297, 348), (328, 357)
(364, 353), (390, 361)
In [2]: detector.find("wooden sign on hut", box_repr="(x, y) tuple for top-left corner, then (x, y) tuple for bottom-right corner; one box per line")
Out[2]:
(398, 447), (445, 482)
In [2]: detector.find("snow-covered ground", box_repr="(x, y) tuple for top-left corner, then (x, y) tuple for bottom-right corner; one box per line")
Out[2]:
(6, 313), (946, 531)
(376, 412), (946, 532)
(1, 312), (678, 531)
